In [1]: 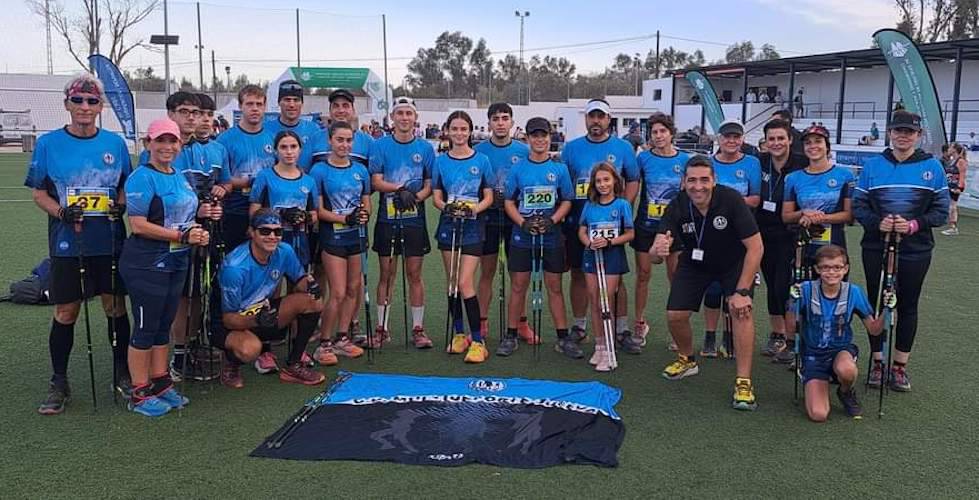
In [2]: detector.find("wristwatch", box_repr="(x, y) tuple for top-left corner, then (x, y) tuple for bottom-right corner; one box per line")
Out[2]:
(734, 288), (753, 298)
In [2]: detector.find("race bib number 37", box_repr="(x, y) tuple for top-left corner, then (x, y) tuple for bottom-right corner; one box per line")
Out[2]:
(66, 187), (111, 216)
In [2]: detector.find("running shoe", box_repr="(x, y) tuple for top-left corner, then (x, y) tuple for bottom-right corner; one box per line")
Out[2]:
(518, 321), (540, 345)
(554, 338), (585, 359)
(700, 334), (718, 358)
(618, 332), (643, 354)
(221, 362), (244, 389)
(300, 351), (315, 368)
(448, 333), (470, 354)
(762, 333), (785, 357)
(349, 320), (364, 345)
(866, 360), (884, 388)
(941, 226), (959, 236)
(837, 386), (863, 418)
(570, 325), (588, 344)
(589, 345), (606, 366)
(38, 381), (71, 415)
(129, 396), (171, 418)
(279, 362), (326, 385)
(594, 350), (613, 372)
(464, 341), (489, 363)
(890, 365), (911, 392)
(773, 347), (795, 365)
(368, 326), (391, 349)
(413, 326), (433, 349)
(720, 331), (736, 360)
(496, 335), (518, 357)
(331, 337), (365, 358)
(254, 351), (279, 374)
(314, 341), (339, 366)
(732, 378), (758, 411)
(113, 369), (133, 399)
(634, 320), (650, 347)
(662, 356), (699, 380)
(157, 387), (190, 410)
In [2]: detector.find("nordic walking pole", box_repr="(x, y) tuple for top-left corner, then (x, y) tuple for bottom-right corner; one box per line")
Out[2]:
(596, 248), (617, 370)
(443, 214), (462, 352)
(359, 217), (374, 363)
(531, 229), (543, 360)
(878, 231), (899, 419)
(179, 242), (198, 415)
(108, 206), (118, 405)
(790, 228), (810, 404)
(74, 219), (98, 411)
(497, 207), (506, 347)
(399, 219), (410, 349)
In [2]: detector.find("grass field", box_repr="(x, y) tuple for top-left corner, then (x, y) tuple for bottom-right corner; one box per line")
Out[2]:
(1, 151), (977, 498)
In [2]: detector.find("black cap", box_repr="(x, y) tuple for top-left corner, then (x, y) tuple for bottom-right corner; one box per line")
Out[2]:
(328, 89), (355, 104)
(888, 110), (921, 131)
(718, 119), (744, 136)
(526, 117), (550, 135)
(278, 79), (303, 101)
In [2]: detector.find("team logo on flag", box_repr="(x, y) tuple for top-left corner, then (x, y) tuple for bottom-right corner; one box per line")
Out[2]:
(103, 152), (115, 165)
(735, 169), (745, 179)
(887, 41), (910, 58)
(469, 379), (506, 392)
(412, 153), (422, 164)
(547, 173), (556, 182)
(923, 171), (934, 181)
(828, 178), (838, 188)
(713, 216), (728, 230)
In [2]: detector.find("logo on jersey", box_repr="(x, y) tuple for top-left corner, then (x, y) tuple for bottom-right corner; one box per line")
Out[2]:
(673, 164), (682, 173)
(713, 216), (728, 230)
(264, 144), (273, 154)
(827, 178), (838, 188)
(607, 154), (616, 163)
(511, 156), (520, 164)
(923, 171), (934, 181)
(271, 269), (281, 280)
(103, 152), (115, 165)
(300, 186), (310, 194)
(547, 173), (556, 182)
(302, 135), (309, 144)
(611, 209), (619, 218)
(735, 169), (745, 179)
(353, 173), (362, 181)
(682, 222), (695, 234)
(59, 241), (69, 251)
(470, 166), (479, 176)
(412, 153), (422, 164)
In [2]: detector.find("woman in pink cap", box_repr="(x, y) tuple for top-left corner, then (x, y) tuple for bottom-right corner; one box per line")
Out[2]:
(119, 118), (213, 417)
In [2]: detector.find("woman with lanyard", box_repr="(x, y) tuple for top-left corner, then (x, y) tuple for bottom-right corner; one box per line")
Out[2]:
(853, 110), (949, 392)
(781, 124), (854, 363)
(310, 121), (370, 366)
(756, 118), (807, 360)
(432, 111), (494, 364)
(119, 118), (214, 417)
(247, 130), (319, 374)
(940, 142), (968, 236)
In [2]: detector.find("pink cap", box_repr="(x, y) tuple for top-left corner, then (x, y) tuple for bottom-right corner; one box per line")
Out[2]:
(145, 118), (181, 141)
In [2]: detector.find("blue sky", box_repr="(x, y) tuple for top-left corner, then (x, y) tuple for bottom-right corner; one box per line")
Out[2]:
(0, 0), (898, 84)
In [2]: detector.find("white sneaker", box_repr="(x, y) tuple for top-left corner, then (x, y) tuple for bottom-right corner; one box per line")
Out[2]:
(589, 345), (606, 366)
(941, 227), (959, 236)
(594, 351), (612, 372)
(634, 320), (650, 347)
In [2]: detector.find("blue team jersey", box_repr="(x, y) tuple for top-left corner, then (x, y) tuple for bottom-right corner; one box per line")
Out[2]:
(636, 150), (688, 230)
(264, 117), (326, 172)
(368, 135), (434, 228)
(324, 129), (374, 165)
(196, 138), (232, 185)
(249, 166), (319, 265)
(140, 140), (231, 194)
(432, 152), (493, 247)
(123, 165), (199, 271)
(797, 281), (873, 352)
(561, 135), (639, 225)
(853, 149), (950, 259)
(713, 154), (762, 198)
(505, 157), (574, 249)
(784, 166), (854, 248)
(219, 242), (305, 314)
(310, 160), (371, 247)
(475, 139), (530, 226)
(24, 127), (132, 258)
(216, 125), (276, 215)
(579, 197), (634, 274)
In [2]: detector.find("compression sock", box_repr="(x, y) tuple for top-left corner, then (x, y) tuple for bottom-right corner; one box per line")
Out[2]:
(49, 319), (75, 384)
(464, 296), (482, 343)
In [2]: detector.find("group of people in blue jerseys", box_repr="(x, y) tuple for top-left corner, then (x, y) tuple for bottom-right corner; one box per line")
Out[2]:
(28, 72), (948, 421)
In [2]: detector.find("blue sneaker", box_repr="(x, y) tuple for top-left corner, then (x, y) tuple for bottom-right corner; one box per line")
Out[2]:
(157, 387), (190, 409)
(129, 396), (172, 418)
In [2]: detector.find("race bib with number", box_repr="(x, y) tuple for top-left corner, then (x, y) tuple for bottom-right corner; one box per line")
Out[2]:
(169, 222), (195, 252)
(385, 196), (419, 219)
(812, 226), (832, 244)
(239, 299), (270, 317)
(333, 207), (357, 232)
(646, 201), (667, 219)
(448, 194), (478, 220)
(522, 186), (556, 211)
(66, 187), (111, 216)
(575, 178), (590, 200)
(588, 222), (620, 241)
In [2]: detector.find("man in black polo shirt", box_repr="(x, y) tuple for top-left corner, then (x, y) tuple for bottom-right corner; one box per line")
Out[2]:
(652, 155), (764, 411)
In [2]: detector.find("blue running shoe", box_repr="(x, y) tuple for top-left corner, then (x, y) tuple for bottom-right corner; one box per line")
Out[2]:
(129, 396), (171, 418)
(157, 388), (190, 409)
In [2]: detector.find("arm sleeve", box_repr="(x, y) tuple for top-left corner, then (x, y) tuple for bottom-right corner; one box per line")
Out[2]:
(841, 170), (854, 199)
(422, 145), (435, 180)
(784, 174), (798, 203)
(217, 145), (232, 183)
(307, 176), (320, 210)
(125, 171), (152, 217)
(578, 203), (590, 227)
(430, 160), (442, 191)
(504, 169), (518, 200)
(359, 165), (371, 197)
(118, 142), (133, 184)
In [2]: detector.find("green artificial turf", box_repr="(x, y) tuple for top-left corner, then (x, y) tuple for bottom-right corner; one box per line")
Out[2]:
(1, 152), (976, 498)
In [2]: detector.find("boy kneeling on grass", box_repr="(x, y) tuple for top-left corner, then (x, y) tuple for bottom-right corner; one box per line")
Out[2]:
(794, 244), (884, 421)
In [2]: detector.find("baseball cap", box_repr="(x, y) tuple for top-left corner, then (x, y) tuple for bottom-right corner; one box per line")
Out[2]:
(278, 79), (304, 101)
(718, 119), (745, 136)
(801, 125), (830, 139)
(584, 99), (611, 115)
(145, 118), (181, 141)
(391, 96), (417, 113)
(526, 117), (551, 135)
(888, 110), (922, 131)
(328, 88), (355, 104)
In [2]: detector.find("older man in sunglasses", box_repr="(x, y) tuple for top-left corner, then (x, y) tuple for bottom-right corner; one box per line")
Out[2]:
(213, 208), (325, 388)
(26, 72), (133, 414)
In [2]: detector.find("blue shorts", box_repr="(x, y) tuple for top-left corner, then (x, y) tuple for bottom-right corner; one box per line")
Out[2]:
(582, 246), (629, 275)
(801, 344), (859, 384)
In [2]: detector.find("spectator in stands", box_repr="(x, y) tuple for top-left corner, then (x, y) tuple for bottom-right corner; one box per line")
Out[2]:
(794, 89), (805, 118)
(969, 131), (977, 151)
(624, 122), (644, 151)
(759, 91), (771, 103)
(870, 122), (880, 142)
(746, 90), (758, 103)
(775, 90), (785, 109)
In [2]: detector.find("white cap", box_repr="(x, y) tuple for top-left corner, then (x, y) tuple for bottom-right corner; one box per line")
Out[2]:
(391, 96), (417, 113)
(584, 99), (611, 115)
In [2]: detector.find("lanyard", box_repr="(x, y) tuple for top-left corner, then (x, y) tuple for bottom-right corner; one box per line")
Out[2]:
(688, 200), (707, 249)
(766, 156), (785, 202)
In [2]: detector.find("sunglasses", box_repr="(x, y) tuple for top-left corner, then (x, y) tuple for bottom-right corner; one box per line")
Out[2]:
(68, 96), (101, 106)
(255, 227), (284, 237)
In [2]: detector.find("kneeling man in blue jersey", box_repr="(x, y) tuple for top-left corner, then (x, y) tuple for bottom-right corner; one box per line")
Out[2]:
(216, 209), (324, 388)
(652, 156), (763, 411)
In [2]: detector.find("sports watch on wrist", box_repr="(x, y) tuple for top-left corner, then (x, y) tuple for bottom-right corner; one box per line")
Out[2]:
(735, 288), (753, 298)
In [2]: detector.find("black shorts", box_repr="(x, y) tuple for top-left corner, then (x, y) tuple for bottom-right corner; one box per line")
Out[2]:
(802, 344), (859, 384)
(322, 243), (365, 258)
(223, 212), (250, 253)
(437, 241), (483, 257)
(49, 255), (127, 305)
(211, 297), (286, 349)
(508, 244), (566, 274)
(563, 225), (585, 270)
(950, 191), (960, 202)
(482, 223), (513, 255)
(667, 261), (743, 312)
(372, 222), (431, 257)
(630, 225), (657, 253)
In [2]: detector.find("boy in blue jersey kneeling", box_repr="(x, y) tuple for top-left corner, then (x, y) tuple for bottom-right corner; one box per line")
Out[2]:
(794, 244), (883, 421)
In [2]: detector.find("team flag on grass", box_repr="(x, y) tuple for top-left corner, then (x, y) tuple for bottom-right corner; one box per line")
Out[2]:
(88, 54), (136, 140)
(252, 371), (625, 468)
(684, 70), (725, 135)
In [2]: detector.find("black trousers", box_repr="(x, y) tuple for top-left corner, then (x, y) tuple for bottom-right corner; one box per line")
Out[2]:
(862, 248), (932, 354)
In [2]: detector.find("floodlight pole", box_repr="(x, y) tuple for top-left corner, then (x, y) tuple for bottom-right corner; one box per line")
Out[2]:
(164, 0), (171, 96)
